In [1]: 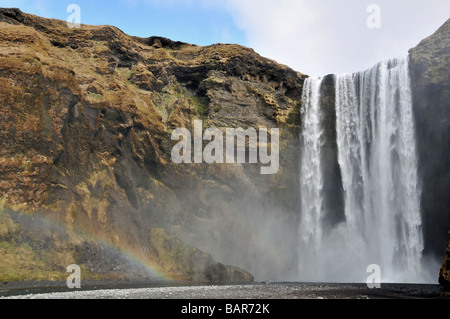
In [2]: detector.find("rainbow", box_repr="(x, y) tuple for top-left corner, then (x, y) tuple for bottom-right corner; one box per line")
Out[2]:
(2, 208), (174, 281)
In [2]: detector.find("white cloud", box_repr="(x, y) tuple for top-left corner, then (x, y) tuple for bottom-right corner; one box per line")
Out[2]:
(224, 0), (450, 76)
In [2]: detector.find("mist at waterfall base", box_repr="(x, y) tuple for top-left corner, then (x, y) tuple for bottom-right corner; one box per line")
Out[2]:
(181, 55), (441, 285)
(297, 57), (439, 284)
(179, 56), (443, 285)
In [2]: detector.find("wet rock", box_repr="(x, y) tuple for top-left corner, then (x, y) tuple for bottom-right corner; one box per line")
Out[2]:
(438, 232), (450, 294)
(409, 18), (450, 261)
(205, 263), (254, 284)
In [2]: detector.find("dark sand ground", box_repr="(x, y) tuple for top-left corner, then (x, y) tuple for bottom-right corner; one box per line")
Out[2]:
(0, 281), (446, 299)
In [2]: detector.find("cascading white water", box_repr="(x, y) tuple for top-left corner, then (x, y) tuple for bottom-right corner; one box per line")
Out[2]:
(299, 77), (325, 263)
(299, 57), (424, 283)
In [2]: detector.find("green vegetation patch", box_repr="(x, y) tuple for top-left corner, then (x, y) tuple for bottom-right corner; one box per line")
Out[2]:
(150, 228), (204, 276)
(0, 241), (65, 282)
(0, 211), (20, 239)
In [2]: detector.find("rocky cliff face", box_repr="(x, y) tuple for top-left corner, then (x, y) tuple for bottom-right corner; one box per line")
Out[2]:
(408, 18), (450, 264)
(0, 8), (304, 282)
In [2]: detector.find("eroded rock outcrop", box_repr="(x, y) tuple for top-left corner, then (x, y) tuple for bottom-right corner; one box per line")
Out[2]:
(0, 8), (304, 282)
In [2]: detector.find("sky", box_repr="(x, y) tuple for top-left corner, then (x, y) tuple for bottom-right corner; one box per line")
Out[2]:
(1, 0), (449, 76)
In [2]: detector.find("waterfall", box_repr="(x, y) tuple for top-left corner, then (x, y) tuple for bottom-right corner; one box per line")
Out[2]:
(299, 57), (424, 283)
(299, 77), (325, 254)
